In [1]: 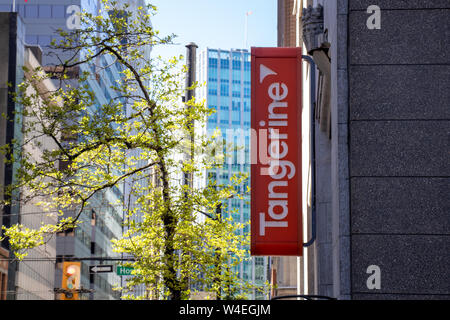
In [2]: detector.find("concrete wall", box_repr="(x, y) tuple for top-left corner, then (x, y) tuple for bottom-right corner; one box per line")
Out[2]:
(14, 48), (59, 300)
(302, 0), (351, 300)
(347, 0), (450, 299)
(331, 0), (352, 301)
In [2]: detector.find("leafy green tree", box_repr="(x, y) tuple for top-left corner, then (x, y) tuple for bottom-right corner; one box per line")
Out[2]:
(0, 0), (267, 300)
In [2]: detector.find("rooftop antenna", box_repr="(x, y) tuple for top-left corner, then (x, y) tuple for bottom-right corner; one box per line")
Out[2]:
(244, 11), (253, 48)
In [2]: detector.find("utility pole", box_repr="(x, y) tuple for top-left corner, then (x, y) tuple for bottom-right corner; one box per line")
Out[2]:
(184, 42), (197, 189)
(182, 42), (197, 297)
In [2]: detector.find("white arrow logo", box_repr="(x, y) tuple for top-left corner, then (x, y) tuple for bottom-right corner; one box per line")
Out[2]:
(260, 64), (277, 83)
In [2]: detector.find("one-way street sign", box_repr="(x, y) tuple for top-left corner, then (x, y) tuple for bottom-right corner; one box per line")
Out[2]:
(89, 265), (113, 273)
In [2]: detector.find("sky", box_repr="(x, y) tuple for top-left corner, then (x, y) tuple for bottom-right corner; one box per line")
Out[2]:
(148, 0), (277, 60)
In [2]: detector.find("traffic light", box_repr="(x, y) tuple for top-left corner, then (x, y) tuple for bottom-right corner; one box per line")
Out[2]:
(61, 261), (81, 300)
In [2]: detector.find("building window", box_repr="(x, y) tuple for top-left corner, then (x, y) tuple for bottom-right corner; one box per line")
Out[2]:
(25, 5), (38, 18)
(38, 35), (52, 47)
(17, 5), (25, 16)
(39, 5), (52, 18)
(208, 66), (217, 78)
(52, 5), (65, 18)
(220, 83), (229, 96)
(25, 35), (38, 45)
(208, 117), (217, 125)
(208, 58), (218, 68)
(208, 172), (217, 180)
(232, 112), (240, 125)
(209, 50), (219, 58)
(220, 59), (229, 69)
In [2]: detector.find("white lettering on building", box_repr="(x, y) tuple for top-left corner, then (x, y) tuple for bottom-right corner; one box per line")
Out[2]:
(259, 80), (295, 236)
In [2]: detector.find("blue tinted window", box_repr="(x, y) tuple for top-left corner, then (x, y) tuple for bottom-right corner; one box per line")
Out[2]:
(18, 5), (25, 17)
(209, 66), (217, 78)
(244, 109), (250, 124)
(220, 59), (229, 69)
(38, 35), (52, 47)
(52, 5), (65, 18)
(220, 83), (229, 96)
(209, 58), (218, 68)
(105, 68), (114, 83)
(208, 172), (217, 180)
(232, 111), (240, 125)
(208, 95), (217, 106)
(220, 110), (229, 125)
(39, 5), (52, 18)
(104, 86), (112, 102)
(25, 35), (38, 44)
(0, 5), (11, 11)
(209, 50), (219, 58)
(232, 70), (241, 81)
(243, 101), (250, 112)
(25, 5), (38, 18)
(232, 60), (241, 70)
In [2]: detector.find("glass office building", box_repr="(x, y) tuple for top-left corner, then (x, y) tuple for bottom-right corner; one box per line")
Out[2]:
(0, 0), (130, 299)
(197, 48), (268, 299)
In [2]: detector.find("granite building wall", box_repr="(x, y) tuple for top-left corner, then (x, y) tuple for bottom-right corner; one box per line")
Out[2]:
(279, 0), (449, 300)
(347, 0), (450, 299)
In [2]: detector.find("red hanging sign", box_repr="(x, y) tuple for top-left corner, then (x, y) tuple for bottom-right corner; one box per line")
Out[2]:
(251, 47), (303, 256)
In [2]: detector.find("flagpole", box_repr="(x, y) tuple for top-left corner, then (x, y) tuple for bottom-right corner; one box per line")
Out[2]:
(244, 11), (253, 48)
(13, 0), (16, 12)
(244, 13), (248, 48)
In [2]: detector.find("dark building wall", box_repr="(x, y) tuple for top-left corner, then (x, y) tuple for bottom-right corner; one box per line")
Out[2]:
(0, 12), (22, 300)
(0, 13), (12, 206)
(348, 0), (450, 299)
